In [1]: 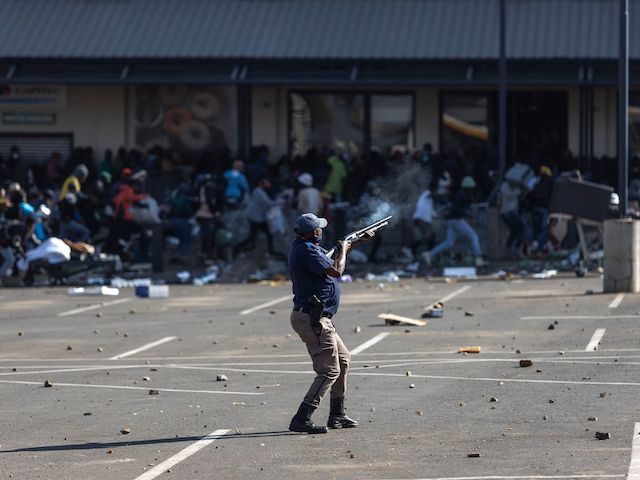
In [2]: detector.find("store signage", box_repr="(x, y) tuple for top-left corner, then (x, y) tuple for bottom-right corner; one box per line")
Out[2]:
(2, 112), (57, 125)
(0, 85), (67, 107)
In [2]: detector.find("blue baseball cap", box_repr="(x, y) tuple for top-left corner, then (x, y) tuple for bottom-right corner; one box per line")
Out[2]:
(294, 213), (328, 235)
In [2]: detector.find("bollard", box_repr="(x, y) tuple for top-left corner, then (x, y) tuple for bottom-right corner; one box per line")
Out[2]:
(603, 218), (640, 292)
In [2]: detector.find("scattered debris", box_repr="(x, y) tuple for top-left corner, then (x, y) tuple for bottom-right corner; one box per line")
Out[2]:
(464, 310), (474, 317)
(136, 285), (170, 298)
(66, 346), (73, 351)
(107, 449), (113, 454)
(409, 384), (415, 388)
(378, 313), (427, 326)
(149, 389), (160, 395)
(588, 417), (597, 421)
(83, 412), (92, 416)
(444, 267), (477, 279)
(405, 371), (412, 376)
(176, 271), (191, 283)
(549, 399), (555, 403)
(18, 331), (23, 337)
(128, 309), (136, 314)
(595, 432), (610, 440)
(415, 410), (423, 416)
(217, 375), (228, 382)
(489, 397), (497, 402)
(467, 453), (481, 458)
(458, 346), (481, 354)
(543, 415), (548, 420)
(44, 380), (52, 388)
(68, 286), (119, 296)
(531, 269), (558, 279)
(353, 326), (362, 333)
(422, 302), (444, 318)
(519, 359), (533, 367)
(97, 347), (103, 352)
(600, 392), (607, 398)
(120, 427), (130, 435)
(585, 289), (595, 295)
(143, 376), (150, 381)
(548, 324), (555, 330)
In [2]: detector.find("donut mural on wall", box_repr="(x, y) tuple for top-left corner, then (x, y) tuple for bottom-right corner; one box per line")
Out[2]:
(134, 85), (236, 154)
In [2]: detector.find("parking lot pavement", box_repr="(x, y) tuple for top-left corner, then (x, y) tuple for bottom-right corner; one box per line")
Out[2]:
(1, 274), (639, 480)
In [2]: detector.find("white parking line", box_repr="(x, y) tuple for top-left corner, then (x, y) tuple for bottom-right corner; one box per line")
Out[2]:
(628, 423), (640, 480)
(437, 285), (472, 305)
(109, 337), (177, 360)
(351, 332), (390, 355)
(57, 298), (132, 317)
(609, 293), (625, 309)
(240, 294), (292, 315)
(585, 328), (606, 351)
(0, 379), (264, 395)
(132, 429), (230, 480)
(522, 315), (639, 320)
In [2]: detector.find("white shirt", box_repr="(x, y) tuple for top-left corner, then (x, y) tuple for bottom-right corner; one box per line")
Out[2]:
(296, 187), (322, 216)
(412, 190), (437, 223)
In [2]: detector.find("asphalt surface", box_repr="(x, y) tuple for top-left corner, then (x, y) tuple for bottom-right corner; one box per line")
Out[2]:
(0, 274), (639, 480)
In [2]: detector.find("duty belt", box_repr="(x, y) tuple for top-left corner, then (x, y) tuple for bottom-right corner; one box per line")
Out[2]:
(294, 307), (333, 319)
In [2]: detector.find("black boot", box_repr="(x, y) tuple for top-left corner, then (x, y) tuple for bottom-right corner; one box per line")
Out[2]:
(327, 397), (359, 429)
(289, 402), (328, 434)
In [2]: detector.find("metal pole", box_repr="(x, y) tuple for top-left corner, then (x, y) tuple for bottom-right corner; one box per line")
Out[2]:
(619, 0), (629, 216)
(498, 0), (507, 178)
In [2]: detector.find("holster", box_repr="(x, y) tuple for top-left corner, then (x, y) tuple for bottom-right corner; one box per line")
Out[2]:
(308, 294), (325, 335)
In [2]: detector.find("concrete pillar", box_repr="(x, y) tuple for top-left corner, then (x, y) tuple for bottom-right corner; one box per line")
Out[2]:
(603, 218), (640, 292)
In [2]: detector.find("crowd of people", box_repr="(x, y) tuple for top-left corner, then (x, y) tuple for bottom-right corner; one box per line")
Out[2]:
(0, 141), (632, 284)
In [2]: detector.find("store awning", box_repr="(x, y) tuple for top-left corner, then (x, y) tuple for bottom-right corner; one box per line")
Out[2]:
(0, 0), (639, 84)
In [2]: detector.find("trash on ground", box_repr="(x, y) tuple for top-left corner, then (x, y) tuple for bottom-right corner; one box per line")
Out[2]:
(176, 271), (191, 283)
(409, 384), (415, 388)
(422, 302), (444, 318)
(193, 267), (219, 285)
(68, 286), (119, 296)
(120, 427), (130, 435)
(519, 359), (533, 367)
(111, 277), (152, 288)
(365, 272), (400, 282)
(458, 346), (481, 354)
(464, 310), (474, 316)
(378, 313), (427, 326)
(595, 431), (610, 440)
(44, 380), (52, 387)
(467, 453), (481, 458)
(216, 374), (228, 382)
(353, 326), (361, 333)
(443, 267), (477, 279)
(588, 417), (597, 421)
(149, 389), (159, 395)
(531, 269), (558, 279)
(548, 324), (555, 330)
(135, 285), (169, 298)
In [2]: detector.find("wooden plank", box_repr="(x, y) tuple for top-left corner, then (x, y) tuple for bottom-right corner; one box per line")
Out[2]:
(377, 313), (428, 326)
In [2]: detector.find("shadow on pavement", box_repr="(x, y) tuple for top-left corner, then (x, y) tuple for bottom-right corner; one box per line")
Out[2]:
(0, 430), (297, 453)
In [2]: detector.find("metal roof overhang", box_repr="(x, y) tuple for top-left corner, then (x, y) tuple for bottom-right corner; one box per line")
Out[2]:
(2, 59), (640, 86)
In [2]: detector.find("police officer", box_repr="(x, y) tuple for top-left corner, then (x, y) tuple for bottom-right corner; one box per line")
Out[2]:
(288, 212), (372, 434)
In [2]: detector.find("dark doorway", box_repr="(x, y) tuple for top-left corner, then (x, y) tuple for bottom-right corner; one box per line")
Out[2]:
(508, 91), (568, 165)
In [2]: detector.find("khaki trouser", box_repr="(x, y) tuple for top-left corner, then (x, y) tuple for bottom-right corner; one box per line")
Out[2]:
(290, 310), (350, 408)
